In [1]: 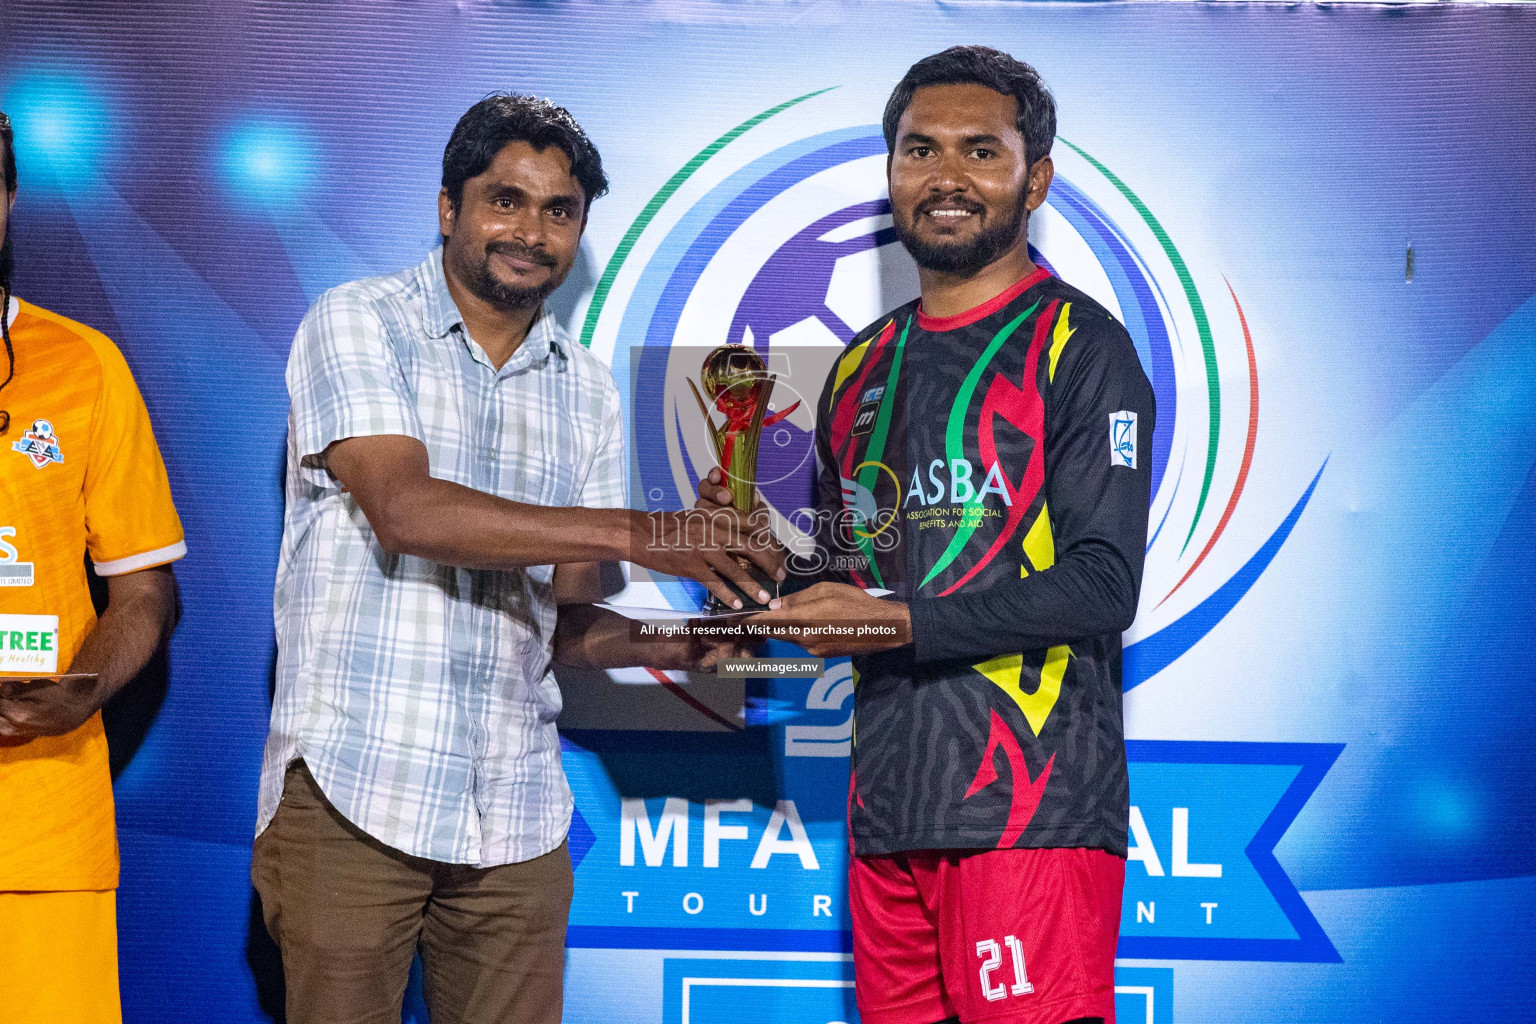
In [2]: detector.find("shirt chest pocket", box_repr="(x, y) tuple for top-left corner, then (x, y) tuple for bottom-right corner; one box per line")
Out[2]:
(491, 385), (585, 508)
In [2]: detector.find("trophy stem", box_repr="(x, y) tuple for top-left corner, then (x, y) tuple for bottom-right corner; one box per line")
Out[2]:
(724, 454), (757, 512)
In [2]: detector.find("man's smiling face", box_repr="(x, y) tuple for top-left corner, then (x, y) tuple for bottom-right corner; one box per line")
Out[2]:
(888, 82), (1045, 276)
(439, 139), (586, 312)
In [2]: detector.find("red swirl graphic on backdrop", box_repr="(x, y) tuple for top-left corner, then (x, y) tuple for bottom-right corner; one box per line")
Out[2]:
(1157, 280), (1260, 607)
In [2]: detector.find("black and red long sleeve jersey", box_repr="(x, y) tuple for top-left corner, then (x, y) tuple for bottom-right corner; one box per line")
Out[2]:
(810, 267), (1155, 858)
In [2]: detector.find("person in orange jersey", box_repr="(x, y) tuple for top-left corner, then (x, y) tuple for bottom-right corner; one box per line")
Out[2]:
(0, 110), (185, 1024)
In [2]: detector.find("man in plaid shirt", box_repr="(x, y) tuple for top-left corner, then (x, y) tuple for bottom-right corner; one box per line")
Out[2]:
(253, 94), (781, 1024)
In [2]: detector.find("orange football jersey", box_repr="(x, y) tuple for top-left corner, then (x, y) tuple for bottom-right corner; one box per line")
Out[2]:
(0, 297), (185, 891)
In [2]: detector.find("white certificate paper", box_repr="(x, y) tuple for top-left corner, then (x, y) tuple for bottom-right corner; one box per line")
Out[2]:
(598, 588), (893, 621)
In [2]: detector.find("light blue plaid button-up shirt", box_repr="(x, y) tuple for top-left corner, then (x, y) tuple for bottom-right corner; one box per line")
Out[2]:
(258, 248), (626, 866)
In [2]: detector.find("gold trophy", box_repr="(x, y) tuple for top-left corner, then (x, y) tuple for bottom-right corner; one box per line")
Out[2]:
(687, 345), (797, 612)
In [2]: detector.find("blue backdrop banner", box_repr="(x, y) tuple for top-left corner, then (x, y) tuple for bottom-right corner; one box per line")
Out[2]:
(2, 2), (1533, 1022)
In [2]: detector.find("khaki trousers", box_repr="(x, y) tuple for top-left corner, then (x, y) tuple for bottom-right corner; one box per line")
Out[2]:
(252, 760), (572, 1024)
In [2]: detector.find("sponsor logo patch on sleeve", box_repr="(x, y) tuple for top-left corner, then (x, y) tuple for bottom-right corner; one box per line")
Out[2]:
(1111, 411), (1138, 469)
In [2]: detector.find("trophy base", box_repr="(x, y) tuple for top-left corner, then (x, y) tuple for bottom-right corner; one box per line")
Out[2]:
(704, 559), (780, 614)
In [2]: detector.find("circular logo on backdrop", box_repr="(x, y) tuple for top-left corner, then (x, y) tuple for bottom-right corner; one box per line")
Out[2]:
(582, 91), (1321, 685)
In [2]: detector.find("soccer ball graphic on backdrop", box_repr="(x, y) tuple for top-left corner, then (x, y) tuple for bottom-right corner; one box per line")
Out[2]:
(720, 198), (914, 517)
(726, 195), (1085, 515)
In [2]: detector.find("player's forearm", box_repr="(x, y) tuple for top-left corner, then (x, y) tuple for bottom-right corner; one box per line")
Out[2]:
(552, 604), (697, 670)
(908, 544), (1139, 663)
(370, 476), (638, 570)
(67, 565), (179, 700)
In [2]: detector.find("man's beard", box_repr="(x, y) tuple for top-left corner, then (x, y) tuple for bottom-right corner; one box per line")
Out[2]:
(895, 191), (1027, 276)
(452, 240), (564, 312)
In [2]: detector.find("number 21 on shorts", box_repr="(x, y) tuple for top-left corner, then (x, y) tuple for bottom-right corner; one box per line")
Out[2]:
(976, 935), (1034, 1002)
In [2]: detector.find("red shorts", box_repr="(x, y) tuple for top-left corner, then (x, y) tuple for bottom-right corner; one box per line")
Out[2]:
(849, 847), (1124, 1024)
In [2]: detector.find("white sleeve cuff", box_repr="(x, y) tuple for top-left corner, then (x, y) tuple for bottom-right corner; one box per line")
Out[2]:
(93, 540), (188, 576)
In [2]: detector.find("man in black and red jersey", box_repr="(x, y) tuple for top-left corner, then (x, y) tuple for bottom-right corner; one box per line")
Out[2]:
(704, 46), (1155, 1024)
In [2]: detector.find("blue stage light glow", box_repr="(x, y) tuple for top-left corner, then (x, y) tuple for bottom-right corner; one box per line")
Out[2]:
(220, 120), (319, 209)
(0, 70), (113, 188)
(1415, 778), (1475, 838)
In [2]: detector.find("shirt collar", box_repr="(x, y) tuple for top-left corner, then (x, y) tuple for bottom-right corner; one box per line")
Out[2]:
(420, 247), (571, 373)
(5, 295), (17, 330)
(522, 309), (568, 369)
(495, 306), (571, 374)
(420, 247), (463, 340)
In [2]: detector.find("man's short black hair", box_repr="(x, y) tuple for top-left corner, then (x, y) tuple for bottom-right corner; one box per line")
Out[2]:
(1, 110), (15, 195)
(442, 93), (608, 210)
(883, 46), (1057, 166)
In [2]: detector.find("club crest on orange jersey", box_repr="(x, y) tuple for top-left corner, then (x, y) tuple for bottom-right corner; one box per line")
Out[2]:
(11, 419), (63, 469)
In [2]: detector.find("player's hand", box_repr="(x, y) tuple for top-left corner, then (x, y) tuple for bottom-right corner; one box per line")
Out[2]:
(687, 467), (792, 607)
(0, 674), (105, 742)
(634, 504), (786, 610)
(694, 467), (737, 510)
(744, 582), (910, 657)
